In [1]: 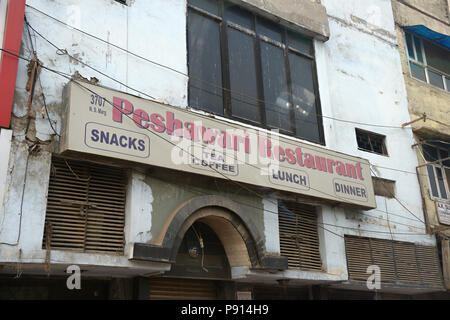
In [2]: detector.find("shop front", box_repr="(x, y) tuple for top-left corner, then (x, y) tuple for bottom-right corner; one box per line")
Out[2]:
(39, 80), (381, 299)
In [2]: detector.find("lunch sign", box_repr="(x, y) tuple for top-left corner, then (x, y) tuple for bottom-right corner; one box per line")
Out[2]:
(60, 82), (377, 209)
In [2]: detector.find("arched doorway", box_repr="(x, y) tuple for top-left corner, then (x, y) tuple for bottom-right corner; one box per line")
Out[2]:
(166, 220), (231, 280)
(149, 220), (231, 300)
(149, 206), (258, 300)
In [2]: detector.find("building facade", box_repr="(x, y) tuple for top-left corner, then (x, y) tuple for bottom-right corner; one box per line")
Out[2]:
(0, 0), (448, 299)
(391, 0), (450, 291)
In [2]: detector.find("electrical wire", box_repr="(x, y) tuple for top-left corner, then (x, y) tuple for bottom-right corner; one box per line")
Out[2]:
(24, 16), (60, 137)
(370, 168), (425, 224)
(18, 21), (443, 178)
(191, 224), (209, 272)
(0, 48), (431, 238)
(24, 4), (438, 131)
(0, 151), (30, 246)
(1, 47), (429, 231)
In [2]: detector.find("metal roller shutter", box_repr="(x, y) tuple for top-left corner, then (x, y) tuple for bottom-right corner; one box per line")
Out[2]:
(343, 236), (372, 281)
(43, 157), (127, 254)
(149, 278), (218, 300)
(345, 235), (444, 288)
(415, 245), (444, 288)
(278, 200), (322, 271)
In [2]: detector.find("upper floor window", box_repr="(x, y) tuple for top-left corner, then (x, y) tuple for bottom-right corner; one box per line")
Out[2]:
(355, 128), (388, 156)
(423, 143), (450, 201)
(187, 0), (324, 144)
(405, 32), (450, 92)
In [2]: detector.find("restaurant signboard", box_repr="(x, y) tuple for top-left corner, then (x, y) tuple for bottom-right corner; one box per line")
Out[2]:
(60, 82), (377, 209)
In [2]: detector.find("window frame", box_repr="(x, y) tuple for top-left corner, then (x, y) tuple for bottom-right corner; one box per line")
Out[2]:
(187, 0), (325, 145)
(355, 128), (389, 156)
(404, 31), (450, 92)
(423, 144), (450, 203)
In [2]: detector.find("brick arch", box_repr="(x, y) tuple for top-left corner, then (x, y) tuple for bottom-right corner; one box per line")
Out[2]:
(132, 195), (288, 271)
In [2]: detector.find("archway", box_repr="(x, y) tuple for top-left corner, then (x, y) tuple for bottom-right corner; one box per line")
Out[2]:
(132, 195), (288, 271)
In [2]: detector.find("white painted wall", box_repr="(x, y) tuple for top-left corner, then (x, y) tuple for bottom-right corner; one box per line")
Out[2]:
(0, 129), (12, 219)
(0, 0), (187, 273)
(124, 170), (153, 257)
(316, 0), (434, 246)
(0, 0), (437, 280)
(263, 197), (280, 254)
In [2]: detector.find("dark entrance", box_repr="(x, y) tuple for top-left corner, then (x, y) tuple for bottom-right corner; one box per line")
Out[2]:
(149, 221), (231, 300)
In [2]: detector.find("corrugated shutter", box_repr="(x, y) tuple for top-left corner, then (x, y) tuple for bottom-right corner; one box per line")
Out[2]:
(149, 278), (218, 300)
(278, 201), (322, 271)
(415, 245), (444, 288)
(43, 157), (127, 254)
(344, 236), (372, 281)
(393, 241), (420, 285)
(371, 238), (397, 283)
(345, 235), (444, 288)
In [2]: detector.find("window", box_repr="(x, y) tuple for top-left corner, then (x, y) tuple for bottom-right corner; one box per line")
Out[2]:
(355, 129), (388, 156)
(405, 32), (450, 91)
(43, 157), (127, 254)
(422, 143), (450, 201)
(278, 200), (322, 271)
(372, 177), (395, 198)
(187, 0), (324, 144)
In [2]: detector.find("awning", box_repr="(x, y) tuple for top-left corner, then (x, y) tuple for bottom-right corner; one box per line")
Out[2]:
(404, 25), (450, 50)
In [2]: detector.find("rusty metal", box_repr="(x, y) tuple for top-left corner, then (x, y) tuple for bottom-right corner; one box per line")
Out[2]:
(402, 113), (426, 128)
(25, 55), (42, 118)
(417, 156), (450, 168)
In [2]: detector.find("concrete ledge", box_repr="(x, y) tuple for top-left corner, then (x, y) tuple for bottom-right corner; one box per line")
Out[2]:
(260, 256), (289, 271)
(231, 0), (330, 41)
(131, 243), (175, 264)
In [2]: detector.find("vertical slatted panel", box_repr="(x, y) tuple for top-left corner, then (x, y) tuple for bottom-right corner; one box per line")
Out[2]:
(43, 158), (89, 251)
(345, 235), (444, 289)
(85, 164), (126, 253)
(278, 201), (322, 271)
(370, 238), (396, 283)
(393, 241), (420, 285)
(149, 278), (217, 300)
(415, 245), (444, 288)
(43, 157), (126, 254)
(345, 236), (372, 281)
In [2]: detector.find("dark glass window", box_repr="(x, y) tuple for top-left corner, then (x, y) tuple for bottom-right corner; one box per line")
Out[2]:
(410, 62), (426, 82)
(228, 27), (260, 122)
(190, 0), (219, 15)
(405, 31), (450, 91)
(423, 41), (450, 75)
(355, 129), (388, 156)
(405, 33), (415, 59)
(414, 36), (424, 63)
(428, 69), (444, 89)
(188, 11), (223, 115)
(423, 143), (450, 200)
(261, 42), (290, 131)
(187, 0), (324, 144)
